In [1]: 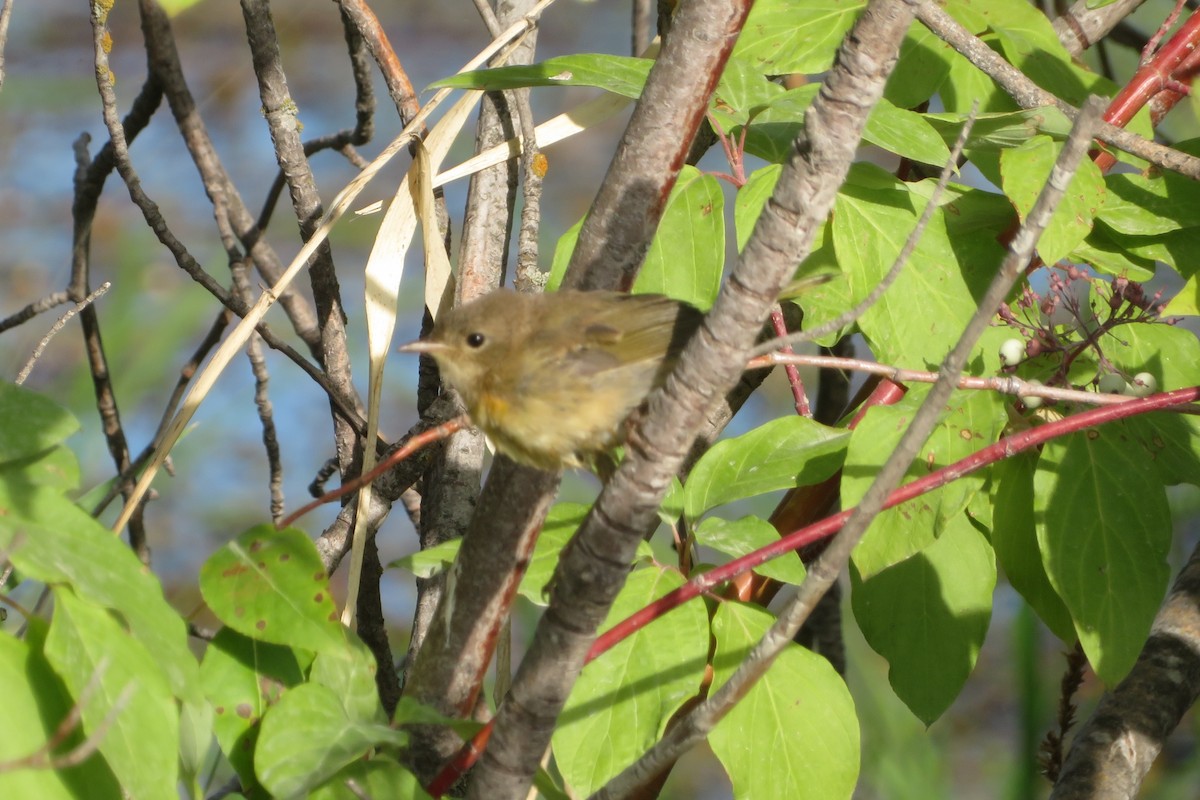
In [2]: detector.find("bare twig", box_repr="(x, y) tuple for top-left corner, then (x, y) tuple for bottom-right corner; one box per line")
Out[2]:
(0, 291), (71, 335)
(15, 282), (110, 386)
(0, 0), (11, 91)
(750, 352), (1190, 410)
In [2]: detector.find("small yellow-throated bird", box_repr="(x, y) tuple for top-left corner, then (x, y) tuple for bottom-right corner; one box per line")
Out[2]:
(399, 289), (704, 471)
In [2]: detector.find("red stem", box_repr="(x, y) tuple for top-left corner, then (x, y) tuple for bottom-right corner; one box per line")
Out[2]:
(586, 386), (1200, 660)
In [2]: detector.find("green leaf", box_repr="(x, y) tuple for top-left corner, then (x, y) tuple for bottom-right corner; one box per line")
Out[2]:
(683, 416), (849, 521)
(0, 626), (122, 799)
(732, 0), (866, 74)
(1000, 135), (1106, 265)
(45, 587), (179, 800)
(864, 100), (952, 167)
(990, 452), (1074, 641)
(847, 387), (1005, 578)
(886, 24), (954, 108)
(734, 164), (781, 252)
(553, 567), (707, 796)
(309, 757), (430, 800)
(0, 483), (200, 701)
(310, 636), (383, 724)
(430, 54), (651, 99)
(851, 514), (995, 725)
(255, 683), (407, 799)
(924, 108), (1074, 151)
(740, 88), (950, 166)
(1072, 225), (1156, 281)
(1164, 273), (1200, 317)
(1035, 427), (1171, 683)
(518, 502), (593, 605)
(1097, 171), (1200, 236)
(388, 538), (461, 578)
(200, 628), (312, 792)
(200, 525), (346, 653)
(832, 165), (991, 366)
(0, 444), (80, 492)
(0, 383), (79, 462)
(709, 602), (859, 799)
(634, 165), (725, 310)
(694, 516), (807, 584)
(178, 698), (214, 792)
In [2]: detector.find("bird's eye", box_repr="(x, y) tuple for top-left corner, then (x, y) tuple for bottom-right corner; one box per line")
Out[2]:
(465, 332), (486, 348)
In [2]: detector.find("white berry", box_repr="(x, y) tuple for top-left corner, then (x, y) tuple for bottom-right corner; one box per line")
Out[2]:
(999, 338), (1025, 367)
(1020, 379), (1044, 409)
(1097, 373), (1126, 395)
(1129, 372), (1157, 397)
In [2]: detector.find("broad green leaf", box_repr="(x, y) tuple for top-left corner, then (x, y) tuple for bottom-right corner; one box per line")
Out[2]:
(388, 537), (461, 579)
(832, 165), (991, 366)
(634, 166), (724, 310)
(1001, 135), (1106, 265)
(851, 514), (995, 725)
(430, 55), (651, 99)
(710, 602), (859, 800)
(1098, 171), (1200, 236)
(309, 757), (430, 800)
(552, 567), (708, 796)
(940, 32), (1013, 117)
(45, 588), (179, 800)
(694, 515), (807, 584)
(0, 626), (121, 799)
(990, 452), (1074, 641)
(1073, 226), (1156, 281)
(1100, 225), (1200, 275)
(734, 164), (782, 252)
(732, 0), (866, 74)
(683, 416), (849, 521)
(865, 100), (952, 166)
(1103, 322), (1200, 487)
(847, 387), (1005, 579)
(741, 87), (950, 166)
(0, 383), (79, 462)
(200, 525), (346, 653)
(1164, 273), (1200, 317)
(1036, 427), (1171, 683)
(924, 108), (1073, 151)
(0, 483), (199, 701)
(255, 683), (407, 799)
(0, 443), (80, 491)
(988, 0), (1103, 104)
(709, 57), (787, 133)
(886, 23), (954, 109)
(311, 636), (383, 724)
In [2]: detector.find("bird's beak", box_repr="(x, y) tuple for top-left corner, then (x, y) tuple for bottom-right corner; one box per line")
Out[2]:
(398, 339), (446, 354)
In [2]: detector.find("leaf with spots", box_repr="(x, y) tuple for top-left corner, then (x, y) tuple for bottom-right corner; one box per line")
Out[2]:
(200, 627), (308, 793)
(846, 386), (1005, 579)
(200, 525), (346, 653)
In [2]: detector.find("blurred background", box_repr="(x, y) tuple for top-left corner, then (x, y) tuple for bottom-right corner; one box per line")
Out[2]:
(2, 1), (1199, 797)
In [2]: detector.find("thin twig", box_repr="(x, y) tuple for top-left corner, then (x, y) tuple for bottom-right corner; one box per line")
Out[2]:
(15, 283), (110, 385)
(0, 0), (12, 91)
(0, 291), (71, 335)
(749, 352), (1193, 410)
